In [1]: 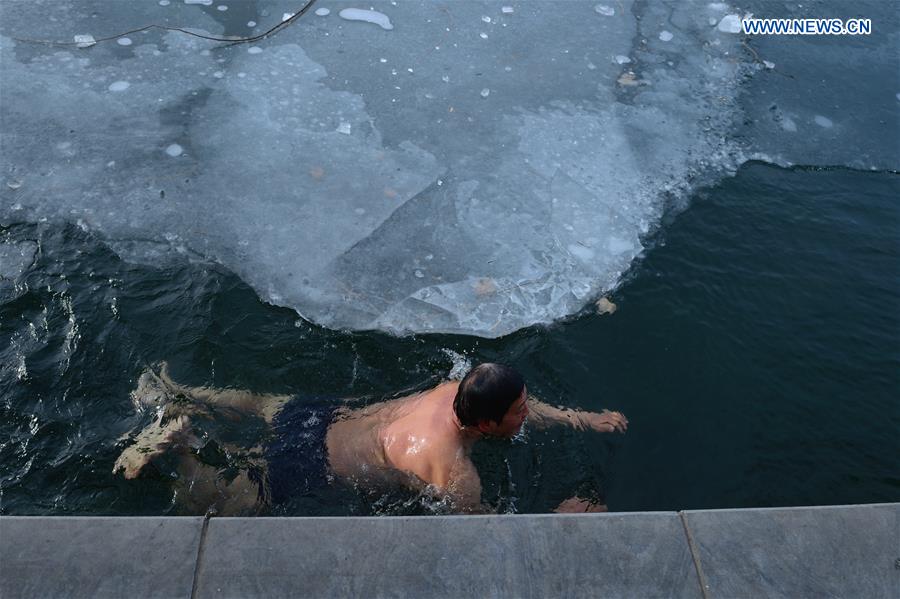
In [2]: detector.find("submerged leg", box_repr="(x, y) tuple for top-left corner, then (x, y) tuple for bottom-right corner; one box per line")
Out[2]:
(155, 361), (292, 423)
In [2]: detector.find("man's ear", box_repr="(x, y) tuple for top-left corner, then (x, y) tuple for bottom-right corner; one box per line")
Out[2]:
(476, 420), (494, 434)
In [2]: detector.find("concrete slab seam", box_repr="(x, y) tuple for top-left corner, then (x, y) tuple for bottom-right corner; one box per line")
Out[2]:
(679, 511), (711, 599)
(190, 513), (214, 599)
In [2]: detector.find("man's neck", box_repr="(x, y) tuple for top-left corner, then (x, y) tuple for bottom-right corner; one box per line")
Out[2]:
(449, 409), (482, 450)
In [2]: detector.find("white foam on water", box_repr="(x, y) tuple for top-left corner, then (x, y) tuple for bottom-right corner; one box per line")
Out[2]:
(442, 349), (473, 380)
(338, 8), (393, 30)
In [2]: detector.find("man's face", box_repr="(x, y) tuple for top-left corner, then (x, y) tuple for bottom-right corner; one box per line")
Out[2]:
(482, 386), (528, 438)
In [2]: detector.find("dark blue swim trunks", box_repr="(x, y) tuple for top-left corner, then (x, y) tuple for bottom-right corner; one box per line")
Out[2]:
(263, 397), (337, 505)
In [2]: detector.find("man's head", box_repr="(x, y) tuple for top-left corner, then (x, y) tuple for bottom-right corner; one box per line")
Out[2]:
(453, 363), (528, 437)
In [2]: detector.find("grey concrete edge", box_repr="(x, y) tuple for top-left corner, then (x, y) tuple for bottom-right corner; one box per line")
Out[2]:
(2, 504), (898, 599)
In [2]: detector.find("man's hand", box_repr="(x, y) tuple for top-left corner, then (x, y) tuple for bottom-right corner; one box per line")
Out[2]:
(554, 496), (608, 513)
(584, 409), (628, 433)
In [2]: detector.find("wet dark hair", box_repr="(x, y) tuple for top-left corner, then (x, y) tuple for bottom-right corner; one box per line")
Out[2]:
(453, 363), (525, 427)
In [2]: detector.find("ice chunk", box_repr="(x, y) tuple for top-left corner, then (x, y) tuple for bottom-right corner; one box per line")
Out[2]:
(73, 34), (95, 48)
(717, 14), (742, 33)
(763, 60), (775, 69)
(282, 12), (294, 22)
(338, 8), (394, 30)
(315, 8), (330, 16)
(659, 31), (673, 42)
(108, 80), (130, 92)
(595, 297), (617, 315)
(614, 55), (631, 64)
(502, 6), (514, 14)
(165, 143), (184, 157)
(247, 46), (262, 54)
(480, 88), (490, 97)
(336, 122), (351, 135)
(813, 115), (833, 128)
(216, 4), (227, 11)
(594, 5), (615, 16)
(185, 0), (212, 5)
(0, 241), (38, 280)
(117, 37), (133, 46)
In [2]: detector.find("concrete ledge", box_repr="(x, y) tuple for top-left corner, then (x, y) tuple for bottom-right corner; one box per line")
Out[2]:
(195, 513), (699, 598)
(684, 503), (900, 599)
(1, 504), (897, 599)
(0, 516), (204, 599)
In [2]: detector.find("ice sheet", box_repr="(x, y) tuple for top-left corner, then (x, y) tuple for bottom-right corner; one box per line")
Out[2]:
(2, 0), (894, 336)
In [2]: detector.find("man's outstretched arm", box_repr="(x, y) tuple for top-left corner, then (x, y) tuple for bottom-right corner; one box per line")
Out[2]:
(527, 395), (628, 433)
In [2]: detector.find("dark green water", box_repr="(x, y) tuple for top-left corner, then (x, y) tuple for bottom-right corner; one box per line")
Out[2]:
(2, 162), (898, 515)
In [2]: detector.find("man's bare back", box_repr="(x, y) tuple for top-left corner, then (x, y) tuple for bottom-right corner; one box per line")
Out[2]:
(326, 381), (488, 509)
(115, 363), (627, 514)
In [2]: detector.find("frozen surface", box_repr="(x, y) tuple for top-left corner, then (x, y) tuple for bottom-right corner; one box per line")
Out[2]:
(735, 0), (899, 170)
(1, 0), (896, 336)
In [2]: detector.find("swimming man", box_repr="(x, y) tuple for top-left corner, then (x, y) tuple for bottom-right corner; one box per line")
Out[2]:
(114, 362), (628, 514)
